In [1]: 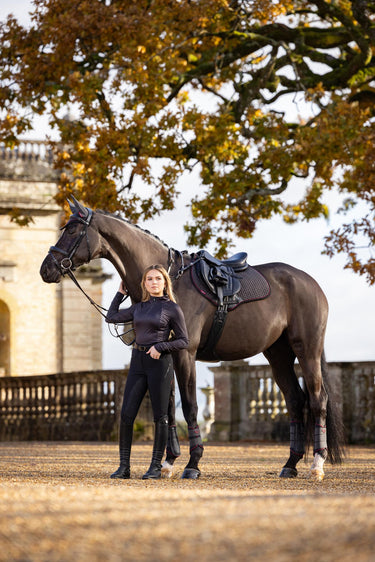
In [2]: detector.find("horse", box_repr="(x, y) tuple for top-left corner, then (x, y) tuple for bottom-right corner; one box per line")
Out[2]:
(40, 198), (345, 480)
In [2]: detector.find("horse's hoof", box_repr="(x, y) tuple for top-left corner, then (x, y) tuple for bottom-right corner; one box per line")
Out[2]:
(279, 467), (298, 478)
(161, 461), (174, 479)
(181, 468), (201, 479)
(309, 468), (325, 481)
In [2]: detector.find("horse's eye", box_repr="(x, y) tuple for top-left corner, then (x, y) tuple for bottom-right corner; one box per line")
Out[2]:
(66, 222), (79, 235)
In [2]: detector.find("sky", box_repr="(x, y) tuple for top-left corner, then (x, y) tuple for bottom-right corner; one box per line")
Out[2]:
(2, 0), (375, 417)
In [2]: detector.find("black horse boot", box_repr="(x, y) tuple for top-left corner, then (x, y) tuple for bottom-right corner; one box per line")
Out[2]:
(110, 421), (133, 479)
(142, 417), (168, 480)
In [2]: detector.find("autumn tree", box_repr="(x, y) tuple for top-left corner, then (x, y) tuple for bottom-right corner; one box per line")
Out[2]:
(0, 0), (374, 282)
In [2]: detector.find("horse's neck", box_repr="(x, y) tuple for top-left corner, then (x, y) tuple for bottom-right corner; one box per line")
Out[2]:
(95, 214), (168, 300)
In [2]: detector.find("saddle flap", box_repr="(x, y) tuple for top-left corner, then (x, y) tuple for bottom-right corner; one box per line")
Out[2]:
(197, 260), (241, 305)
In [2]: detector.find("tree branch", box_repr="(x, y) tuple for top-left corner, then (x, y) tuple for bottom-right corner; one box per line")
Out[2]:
(233, 178), (288, 205)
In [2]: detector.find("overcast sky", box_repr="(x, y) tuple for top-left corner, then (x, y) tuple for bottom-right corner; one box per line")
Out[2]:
(2, 0), (375, 416)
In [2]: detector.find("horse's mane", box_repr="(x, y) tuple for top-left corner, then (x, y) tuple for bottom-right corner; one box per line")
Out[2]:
(96, 209), (170, 251)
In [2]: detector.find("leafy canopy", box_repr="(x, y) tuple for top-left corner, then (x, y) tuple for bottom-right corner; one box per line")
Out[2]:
(0, 0), (374, 282)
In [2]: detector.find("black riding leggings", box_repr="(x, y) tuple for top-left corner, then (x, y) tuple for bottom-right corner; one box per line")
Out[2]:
(121, 349), (174, 424)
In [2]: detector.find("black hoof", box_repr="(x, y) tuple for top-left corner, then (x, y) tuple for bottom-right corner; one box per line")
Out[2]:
(181, 468), (201, 480)
(279, 467), (298, 478)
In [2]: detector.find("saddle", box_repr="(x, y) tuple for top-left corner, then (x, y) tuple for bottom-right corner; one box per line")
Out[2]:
(194, 250), (248, 307)
(190, 250), (271, 361)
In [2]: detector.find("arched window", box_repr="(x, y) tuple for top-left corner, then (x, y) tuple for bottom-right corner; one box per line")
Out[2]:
(0, 300), (10, 376)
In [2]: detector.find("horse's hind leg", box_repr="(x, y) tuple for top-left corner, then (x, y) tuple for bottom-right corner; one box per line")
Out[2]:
(264, 334), (306, 478)
(173, 350), (204, 479)
(298, 355), (328, 481)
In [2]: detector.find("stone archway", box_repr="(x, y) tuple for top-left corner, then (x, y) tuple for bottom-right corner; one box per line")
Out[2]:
(0, 300), (10, 376)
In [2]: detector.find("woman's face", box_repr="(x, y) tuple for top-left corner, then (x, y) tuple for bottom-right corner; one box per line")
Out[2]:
(144, 269), (166, 297)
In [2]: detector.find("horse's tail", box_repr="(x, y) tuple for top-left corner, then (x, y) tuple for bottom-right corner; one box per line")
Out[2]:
(321, 351), (346, 464)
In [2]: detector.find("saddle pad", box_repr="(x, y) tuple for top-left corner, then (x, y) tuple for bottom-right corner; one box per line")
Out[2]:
(191, 264), (271, 311)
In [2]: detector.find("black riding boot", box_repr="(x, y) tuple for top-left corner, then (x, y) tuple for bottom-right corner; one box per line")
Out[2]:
(142, 418), (168, 480)
(110, 421), (133, 479)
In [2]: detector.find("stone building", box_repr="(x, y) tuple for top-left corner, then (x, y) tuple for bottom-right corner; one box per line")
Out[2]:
(0, 140), (106, 376)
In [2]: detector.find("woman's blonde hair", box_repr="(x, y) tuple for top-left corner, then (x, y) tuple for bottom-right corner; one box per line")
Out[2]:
(141, 264), (176, 302)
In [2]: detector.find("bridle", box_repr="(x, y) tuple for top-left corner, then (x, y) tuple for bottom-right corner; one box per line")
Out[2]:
(47, 207), (110, 318)
(49, 208), (94, 275)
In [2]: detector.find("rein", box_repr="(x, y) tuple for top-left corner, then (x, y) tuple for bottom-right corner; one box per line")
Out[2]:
(65, 269), (109, 318)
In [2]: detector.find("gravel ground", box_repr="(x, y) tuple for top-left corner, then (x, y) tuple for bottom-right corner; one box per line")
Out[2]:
(0, 441), (374, 561)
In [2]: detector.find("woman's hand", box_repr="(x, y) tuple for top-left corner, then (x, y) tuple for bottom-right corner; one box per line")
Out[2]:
(147, 345), (161, 360)
(118, 280), (127, 295)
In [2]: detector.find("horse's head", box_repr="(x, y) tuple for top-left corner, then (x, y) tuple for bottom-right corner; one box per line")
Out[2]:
(40, 197), (98, 283)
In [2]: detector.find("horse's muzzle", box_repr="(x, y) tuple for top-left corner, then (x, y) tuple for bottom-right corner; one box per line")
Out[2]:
(40, 255), (62, 283)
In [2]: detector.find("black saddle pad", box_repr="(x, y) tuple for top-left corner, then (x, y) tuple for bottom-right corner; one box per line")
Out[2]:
(191, 263), (270, 310)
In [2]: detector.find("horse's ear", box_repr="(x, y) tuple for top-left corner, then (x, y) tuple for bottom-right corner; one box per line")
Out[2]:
(67, 196), (88, 218)
(67, 199), (76, 213)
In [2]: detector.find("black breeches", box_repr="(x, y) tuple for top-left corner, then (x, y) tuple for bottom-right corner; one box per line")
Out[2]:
(121, 349), (173, 423)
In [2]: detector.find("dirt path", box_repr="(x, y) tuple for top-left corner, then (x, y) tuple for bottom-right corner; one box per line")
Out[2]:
(0, 442), (374, 561)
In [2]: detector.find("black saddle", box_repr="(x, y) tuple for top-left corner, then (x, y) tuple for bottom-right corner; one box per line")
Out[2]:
(194, 250), (248, 307)
(197, 250), (248, 272)
(190, 250), (271, 362)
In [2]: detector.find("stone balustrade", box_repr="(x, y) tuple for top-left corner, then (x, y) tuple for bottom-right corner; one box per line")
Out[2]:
(0, 369), (153, 441)
(209, 360), (375, 444)
(0, 140), (53, 163)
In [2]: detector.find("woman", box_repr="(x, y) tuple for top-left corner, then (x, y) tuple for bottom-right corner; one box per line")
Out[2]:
(105, 264), (189, 480)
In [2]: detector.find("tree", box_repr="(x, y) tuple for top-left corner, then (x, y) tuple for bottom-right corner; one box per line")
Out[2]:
(0, 0), (374, 282)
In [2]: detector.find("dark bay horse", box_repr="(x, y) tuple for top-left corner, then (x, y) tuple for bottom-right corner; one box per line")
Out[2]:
(40, 199), (345, 480)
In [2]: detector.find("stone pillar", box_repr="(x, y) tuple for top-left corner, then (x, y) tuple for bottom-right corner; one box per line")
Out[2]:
(208, 360), (250, 441)
(200, 385), (215, 439)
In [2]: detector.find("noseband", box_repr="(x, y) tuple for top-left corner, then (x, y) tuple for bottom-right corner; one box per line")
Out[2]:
(48, 208), (93, 274)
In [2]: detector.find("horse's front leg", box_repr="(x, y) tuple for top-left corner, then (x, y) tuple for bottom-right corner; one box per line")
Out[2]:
(161, 377), (181, 479)
(174, 350), (204, 479)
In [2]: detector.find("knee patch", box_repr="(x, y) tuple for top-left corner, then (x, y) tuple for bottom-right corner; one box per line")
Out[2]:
(155, 415), (168, 425)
